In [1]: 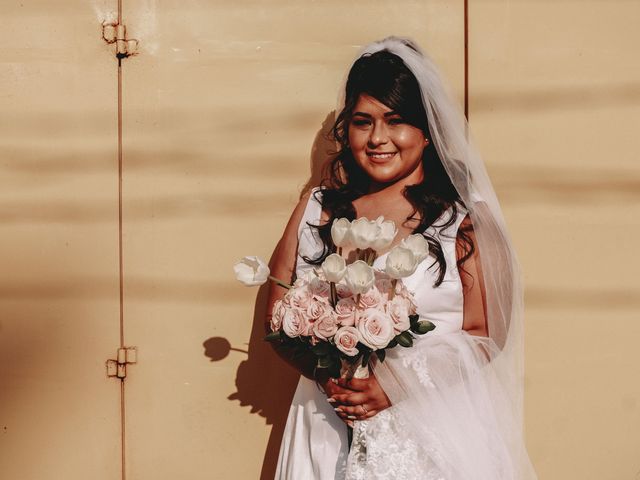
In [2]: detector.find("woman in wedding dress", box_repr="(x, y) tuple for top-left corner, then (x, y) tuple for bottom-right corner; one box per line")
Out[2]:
(265, 36), (537, 479)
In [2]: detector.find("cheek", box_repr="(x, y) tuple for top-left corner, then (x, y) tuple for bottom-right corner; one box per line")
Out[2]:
(348, 129), (367, 150)
(394, 130), (425, 151)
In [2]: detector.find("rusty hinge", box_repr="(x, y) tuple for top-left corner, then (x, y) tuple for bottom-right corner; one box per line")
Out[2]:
(106, 347), (138, 379)
(102, 22), (138, 59)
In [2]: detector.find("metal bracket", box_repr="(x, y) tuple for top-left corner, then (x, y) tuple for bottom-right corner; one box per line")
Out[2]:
(102, 22), (139, 59)
(106, 347), (138, 379)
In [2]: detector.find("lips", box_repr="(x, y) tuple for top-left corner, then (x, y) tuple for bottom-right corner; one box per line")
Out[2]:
(367, 151), (397, 163)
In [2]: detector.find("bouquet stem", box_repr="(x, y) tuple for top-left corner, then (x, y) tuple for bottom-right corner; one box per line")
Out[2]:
(329, 282), (338, 308)
(340, 358), (370, 381)
(268, 275), (292, 290)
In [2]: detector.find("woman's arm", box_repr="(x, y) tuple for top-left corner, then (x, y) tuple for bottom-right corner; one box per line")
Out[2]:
(265, 189), (318, 379)
(456, 214), (489, 337)
(265, 190), (356, 411)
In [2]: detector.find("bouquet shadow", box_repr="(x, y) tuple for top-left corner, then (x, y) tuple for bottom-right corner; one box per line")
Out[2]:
(204, 282), (300, 480)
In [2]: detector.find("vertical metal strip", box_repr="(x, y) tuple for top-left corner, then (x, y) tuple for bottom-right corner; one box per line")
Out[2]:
(116, 1), (127, 479)
(464, 0), (469, 121)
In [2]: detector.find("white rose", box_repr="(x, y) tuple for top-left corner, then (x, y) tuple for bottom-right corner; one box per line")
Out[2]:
(331, 218), (353, 248)
(233, 256), (270, 286)
(350, 217), (381, 250)
(345, 260), (375, 295)
(334, 326), (361, 356)
(321, 253), (347, 283)
(386, 296), (411, 334)
(401, 234), (430, 262)
(357, 308), (396, 350)
(371, 216), (398, 251)
(384, 246), (419, 279)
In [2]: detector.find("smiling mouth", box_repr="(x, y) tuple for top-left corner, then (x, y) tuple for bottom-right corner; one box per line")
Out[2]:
(367, 151), (397, 161)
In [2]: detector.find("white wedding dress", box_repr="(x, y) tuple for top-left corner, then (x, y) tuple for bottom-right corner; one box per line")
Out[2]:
(274, 187), (537, 480)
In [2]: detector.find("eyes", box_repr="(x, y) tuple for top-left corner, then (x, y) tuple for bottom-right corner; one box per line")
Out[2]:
(350, 117), (405, 127)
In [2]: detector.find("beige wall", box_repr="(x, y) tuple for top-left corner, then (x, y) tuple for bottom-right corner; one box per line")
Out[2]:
(1, 1), (638, 479)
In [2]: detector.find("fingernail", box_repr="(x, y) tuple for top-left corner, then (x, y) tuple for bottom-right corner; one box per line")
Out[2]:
(327, 398), (336, 403)
(347, 415), (356, 420)
(330, 378), (338, 384)
(334, 407), (343, 413)
(347, 421), (354, 428)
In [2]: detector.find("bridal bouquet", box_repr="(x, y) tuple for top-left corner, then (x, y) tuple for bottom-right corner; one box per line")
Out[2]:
(234, 216), (435, 380)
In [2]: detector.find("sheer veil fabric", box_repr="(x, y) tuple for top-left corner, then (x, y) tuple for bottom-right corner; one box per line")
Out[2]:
(334, 37), (537, 478)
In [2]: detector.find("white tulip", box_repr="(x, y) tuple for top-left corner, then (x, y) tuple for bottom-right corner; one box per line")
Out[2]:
(350, 217), (381, 250)
(345, 260), (375, 295)
(321, 253), (347, 283)
(331, 218), (353, 248)
(371, 216), (398, 251)
(233, 256), (271, 286)
(384, 246), (419, 279)
(401, 234), (430, 262)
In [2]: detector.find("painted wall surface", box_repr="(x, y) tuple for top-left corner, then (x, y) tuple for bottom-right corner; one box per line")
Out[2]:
(0, 1), (638, 479)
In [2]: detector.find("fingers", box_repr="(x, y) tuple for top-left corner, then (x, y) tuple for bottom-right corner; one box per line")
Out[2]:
(322, 378), (357, 398)
(334, 404), (377, 421)
(324, 382), (355, 398)
(330, 392), (367, 406)
(336, 376), (369, 391)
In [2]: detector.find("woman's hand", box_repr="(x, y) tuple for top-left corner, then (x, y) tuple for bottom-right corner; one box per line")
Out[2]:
(328, 374), (392, 425)
(316, 371), (359, 426)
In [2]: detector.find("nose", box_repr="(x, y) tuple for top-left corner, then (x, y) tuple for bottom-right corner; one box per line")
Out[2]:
(368, 120), (389, 147)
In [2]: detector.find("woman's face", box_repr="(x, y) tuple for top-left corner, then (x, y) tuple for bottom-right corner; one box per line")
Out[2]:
(348, 94), (427, 188)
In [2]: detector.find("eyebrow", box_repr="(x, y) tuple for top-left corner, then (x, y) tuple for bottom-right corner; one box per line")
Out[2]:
(352, 111), (401, 118)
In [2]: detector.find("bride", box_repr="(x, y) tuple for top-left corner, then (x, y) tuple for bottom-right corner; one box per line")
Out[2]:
(264, 36), (537, 479)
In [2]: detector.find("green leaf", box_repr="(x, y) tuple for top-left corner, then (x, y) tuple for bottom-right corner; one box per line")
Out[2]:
(376, 349), (386, 362)
(311, 342), (331, 356)
(328, 361), (341, 379)
(317, 355), (332, 369)
(396, 331), (414, 347)
(264, 331), (281, 342)
(413, 320), (436, 335)
(409, 314), (419, 327)
(361, 350), (371, 367)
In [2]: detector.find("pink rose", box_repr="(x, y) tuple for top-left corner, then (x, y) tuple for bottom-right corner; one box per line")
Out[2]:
(289, 286), (312, 309)
(306, 298), (330, 321)
(336, 283), (354, 299)
(312, 313), (339, 340)
(282, 308), (307, 338)
(334, 326), (360, 356)
(357, 308), (395, 350)
(375, 278), (393, 297)
(386, 296), (411, 334)
(396, 288), (417, 314)
(335, 297), (357, 326)
(358, 287), (382, 309)
(309, 276), (330, 297)
(270, 300), (286, 332)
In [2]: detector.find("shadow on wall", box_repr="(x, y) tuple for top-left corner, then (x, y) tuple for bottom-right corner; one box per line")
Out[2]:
(203, 111), (337, 479)
(204, 282), (300, 480)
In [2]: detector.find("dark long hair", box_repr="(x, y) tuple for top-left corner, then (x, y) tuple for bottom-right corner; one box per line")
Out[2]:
(304, 49), (474, 286)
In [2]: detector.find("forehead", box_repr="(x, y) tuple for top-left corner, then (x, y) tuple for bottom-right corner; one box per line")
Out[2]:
(352, 94), (394, 114)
